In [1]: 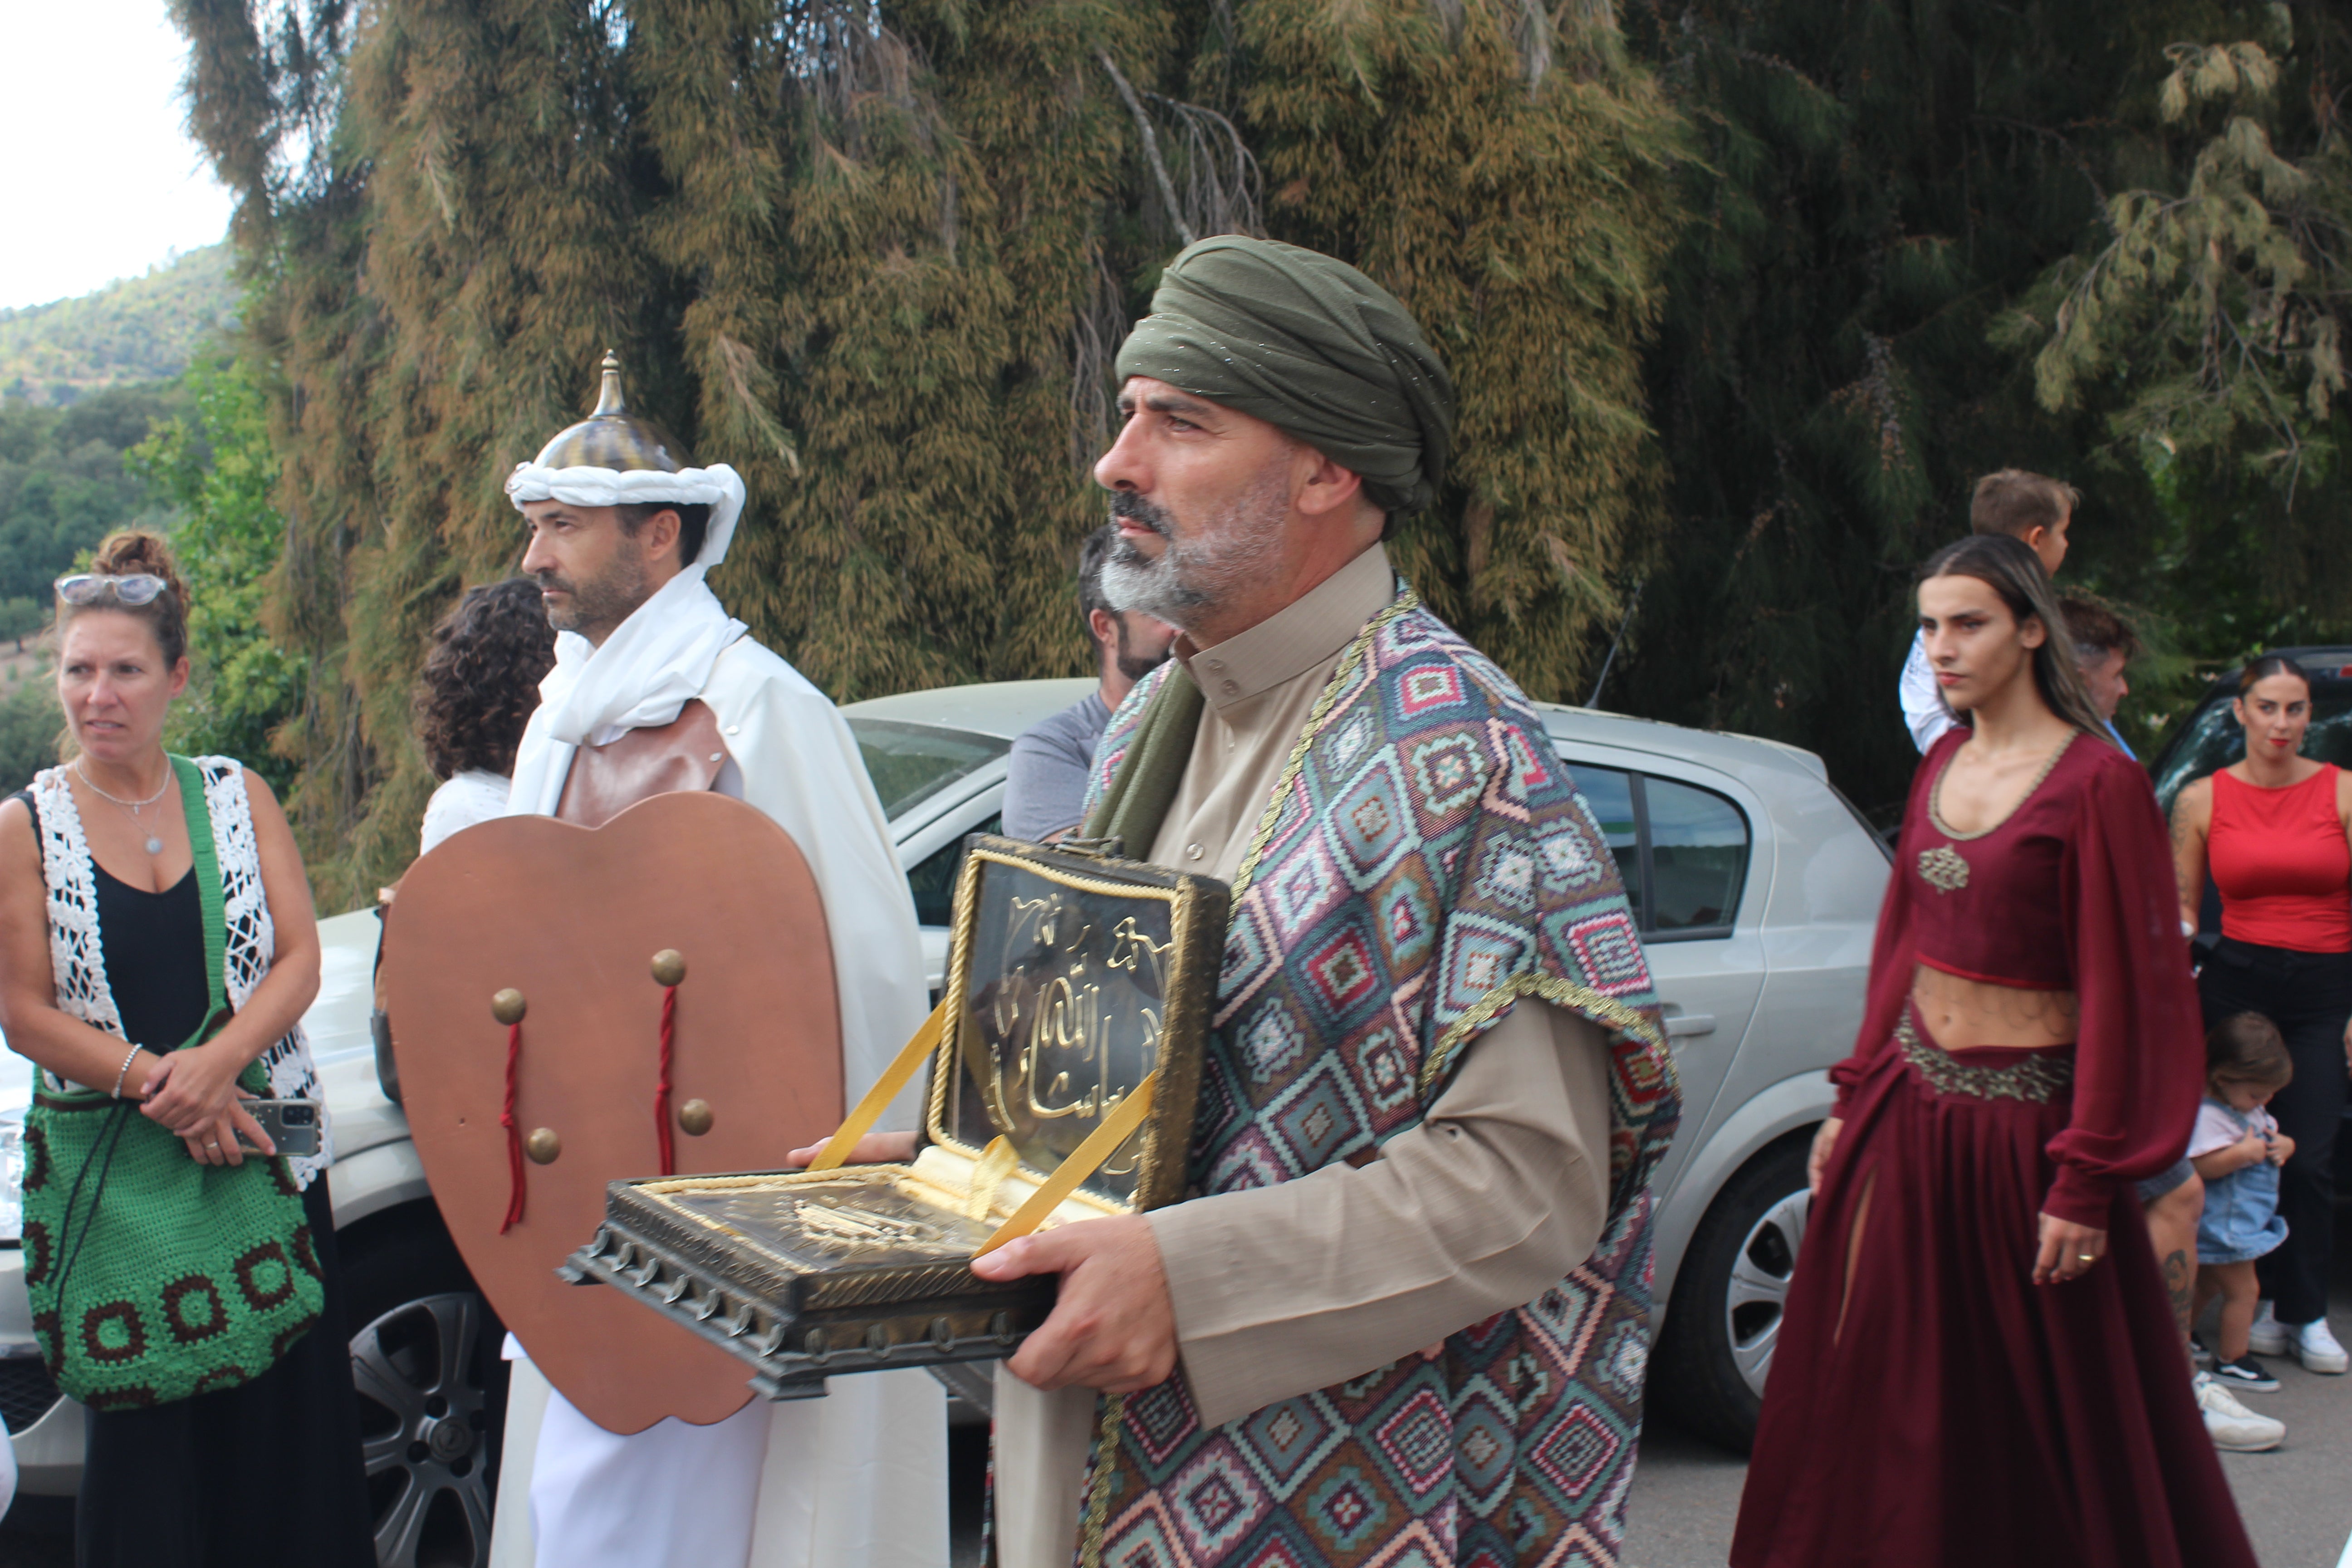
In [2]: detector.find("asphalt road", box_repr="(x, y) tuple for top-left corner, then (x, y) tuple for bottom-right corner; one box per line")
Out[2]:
(1625, 1204), (2352, 1568)
(11, 1217), (2352, 1568)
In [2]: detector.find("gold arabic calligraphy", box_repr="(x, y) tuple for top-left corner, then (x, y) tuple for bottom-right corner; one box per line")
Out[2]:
(980, 892), (1174, 1179)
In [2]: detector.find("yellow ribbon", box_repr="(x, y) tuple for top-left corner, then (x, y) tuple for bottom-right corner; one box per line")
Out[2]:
(973, 1071), (1157, 1258)
(805, 998), (949, 1173)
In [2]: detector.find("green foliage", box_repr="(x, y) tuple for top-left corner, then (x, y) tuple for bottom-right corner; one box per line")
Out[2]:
(1611, 0), (2350, 813)
(0, 384), (185, 606)
(0, 247), (238, 406)
(127, 357), (304, 794)
(1997, 30), (2352, 682)
(0, 600), (41, 647)
(1228, 0), (1682, 701)
(0, 666), (61, 796)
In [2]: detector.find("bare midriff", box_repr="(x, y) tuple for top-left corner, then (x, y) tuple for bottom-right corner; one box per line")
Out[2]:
(1910, 964), (2078, 1051)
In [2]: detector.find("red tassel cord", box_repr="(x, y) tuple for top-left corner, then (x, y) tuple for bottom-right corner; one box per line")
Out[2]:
(655, 985), (678, 1177)
(500, 1021), (526, 1233)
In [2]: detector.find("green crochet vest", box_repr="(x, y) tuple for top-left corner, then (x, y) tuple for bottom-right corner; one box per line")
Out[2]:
(22, 755), (325, 1409)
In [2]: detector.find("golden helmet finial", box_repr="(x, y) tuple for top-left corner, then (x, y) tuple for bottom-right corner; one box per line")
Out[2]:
(526, 349), (691, 475)
(592, 350), (627, 416)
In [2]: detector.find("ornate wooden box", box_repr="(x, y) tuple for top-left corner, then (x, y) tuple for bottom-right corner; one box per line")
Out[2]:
(562, 836), (1227, 1398)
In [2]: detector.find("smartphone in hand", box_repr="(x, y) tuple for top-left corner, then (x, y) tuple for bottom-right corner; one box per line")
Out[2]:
(236, 1098), (323, 1158)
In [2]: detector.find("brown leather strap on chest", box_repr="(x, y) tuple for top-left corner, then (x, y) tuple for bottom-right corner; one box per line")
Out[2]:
(556, 700), (729, 828)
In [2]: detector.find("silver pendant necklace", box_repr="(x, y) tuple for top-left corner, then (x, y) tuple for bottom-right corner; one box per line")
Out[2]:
(74, 760), (171, 855)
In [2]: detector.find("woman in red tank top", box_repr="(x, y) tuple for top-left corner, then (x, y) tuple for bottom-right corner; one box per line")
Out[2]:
(2171, 657), (2352, 1373)
(1733, 535), (2253, 1568)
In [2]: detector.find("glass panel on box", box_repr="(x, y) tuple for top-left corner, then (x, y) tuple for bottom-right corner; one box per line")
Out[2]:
(943, 856), (1173, 1206)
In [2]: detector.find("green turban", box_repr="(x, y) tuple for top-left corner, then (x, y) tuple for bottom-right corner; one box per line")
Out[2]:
(1113, 236), (1454, 515)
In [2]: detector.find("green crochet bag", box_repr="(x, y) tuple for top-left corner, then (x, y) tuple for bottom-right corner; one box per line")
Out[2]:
(22, 755), (325, 1409)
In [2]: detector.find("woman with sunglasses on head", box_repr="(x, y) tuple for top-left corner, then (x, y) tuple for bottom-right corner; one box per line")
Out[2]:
(0, 533), (372, 1567)
(1732, 534), (2255, 1568)
(2170, 655), (2352, 1377)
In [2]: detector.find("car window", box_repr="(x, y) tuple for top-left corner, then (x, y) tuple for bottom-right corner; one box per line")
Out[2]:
(1571, 767), (1643, 924)
(847, 718), (1010, 821)
(2151, 686), (2352, 817)
(908, 814), (1002, 927)
(1646, 777), (1749, 933)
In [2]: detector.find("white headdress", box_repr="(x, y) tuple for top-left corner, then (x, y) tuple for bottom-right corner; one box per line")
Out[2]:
(503, 351), (745, 568)
(502, 353), (752, 811)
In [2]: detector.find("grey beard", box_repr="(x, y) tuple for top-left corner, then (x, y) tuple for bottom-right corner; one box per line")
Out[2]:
(1098, 470), (1288, 629)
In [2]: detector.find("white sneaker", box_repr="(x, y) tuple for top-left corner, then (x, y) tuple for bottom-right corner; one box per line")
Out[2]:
(2248, 1301), (2289, 1356)
(2288, 1317), (2350, 1375)
(2195, 1371), (2285, 1452)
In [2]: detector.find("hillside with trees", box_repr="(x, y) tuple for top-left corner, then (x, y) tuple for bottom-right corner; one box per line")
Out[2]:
(164, 0), (2350, 904)
(0, 245), (237, 406)
(0, 385), (186, 603)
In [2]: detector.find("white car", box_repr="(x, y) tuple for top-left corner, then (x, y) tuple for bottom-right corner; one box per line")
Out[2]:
(0, 678), (1886, 1563)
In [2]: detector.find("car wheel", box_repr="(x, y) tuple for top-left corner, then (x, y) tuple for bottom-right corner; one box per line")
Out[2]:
(341, 1220), (509, 1568)
(1650, 1133), (1812, 1453)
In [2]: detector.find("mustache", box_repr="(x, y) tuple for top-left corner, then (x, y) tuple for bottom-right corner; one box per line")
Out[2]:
(1107, 491), (1174, 539)
(532, 571), (576, 595)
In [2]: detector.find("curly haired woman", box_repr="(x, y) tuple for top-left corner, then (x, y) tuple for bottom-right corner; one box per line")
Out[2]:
(414, 577), (557, 853)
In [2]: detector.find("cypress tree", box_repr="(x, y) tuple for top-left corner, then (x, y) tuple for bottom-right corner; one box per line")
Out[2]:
(171, 0), (1690, 901)
(1233, 0), (1686, 699)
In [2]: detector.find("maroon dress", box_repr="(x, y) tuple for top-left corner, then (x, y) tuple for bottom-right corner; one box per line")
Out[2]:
(1730, 729), (2257, 1568)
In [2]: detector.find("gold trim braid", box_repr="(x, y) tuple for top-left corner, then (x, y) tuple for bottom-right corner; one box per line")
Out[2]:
(1078, 1392), (1127, 1567)
(1227, 590), (1422, 906)
(1926, 729), (2080, 841)
(1421, 971), (1668, 1095)
(1896, 1015), (2072, 1102)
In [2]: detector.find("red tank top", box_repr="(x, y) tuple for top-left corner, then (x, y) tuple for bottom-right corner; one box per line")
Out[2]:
(2209, 764), (2352, 953)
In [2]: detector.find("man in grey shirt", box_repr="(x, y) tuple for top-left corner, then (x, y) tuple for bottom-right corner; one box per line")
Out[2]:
(1001, 524), (1176, 841)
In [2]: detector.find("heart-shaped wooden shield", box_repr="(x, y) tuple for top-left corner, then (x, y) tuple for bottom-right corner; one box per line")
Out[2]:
(382, 791), (842, 1432)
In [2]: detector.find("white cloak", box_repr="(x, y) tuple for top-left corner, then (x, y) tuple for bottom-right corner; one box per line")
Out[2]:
(486, 633), (946, 1568)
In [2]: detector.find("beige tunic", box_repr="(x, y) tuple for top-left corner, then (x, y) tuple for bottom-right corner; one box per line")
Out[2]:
(995, 544), (1614, 1568)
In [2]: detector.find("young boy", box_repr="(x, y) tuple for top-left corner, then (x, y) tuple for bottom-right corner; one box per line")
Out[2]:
(1900, 469), (2076, 751)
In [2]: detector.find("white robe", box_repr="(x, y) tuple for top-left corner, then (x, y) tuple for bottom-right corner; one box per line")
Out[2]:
(486, 632), (946, 1568)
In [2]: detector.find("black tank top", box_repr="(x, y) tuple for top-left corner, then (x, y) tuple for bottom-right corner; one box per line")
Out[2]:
(14, 789), (210, 1051)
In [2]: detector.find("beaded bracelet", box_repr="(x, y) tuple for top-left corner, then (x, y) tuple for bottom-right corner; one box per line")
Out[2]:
(109, 1044), (142, 1100)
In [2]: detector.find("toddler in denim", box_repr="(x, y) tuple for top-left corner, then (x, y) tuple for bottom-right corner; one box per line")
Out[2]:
(2190, 1013), (2294, 1386)
(2190, 1098), (2288, 1265)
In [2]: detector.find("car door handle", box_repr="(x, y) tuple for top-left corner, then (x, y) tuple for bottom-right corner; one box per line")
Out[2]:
(1662, 1012), (1716, 1039)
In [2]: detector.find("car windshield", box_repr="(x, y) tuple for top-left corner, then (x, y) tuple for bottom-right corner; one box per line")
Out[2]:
(847, 717), (1010, 821)
(2151, 680), (2352, 815)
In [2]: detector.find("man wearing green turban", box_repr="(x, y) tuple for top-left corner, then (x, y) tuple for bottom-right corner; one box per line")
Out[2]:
(960, 235), (1681, 1568)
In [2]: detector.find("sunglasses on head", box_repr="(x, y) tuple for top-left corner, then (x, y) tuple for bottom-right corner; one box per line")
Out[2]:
(55, 574), (168, 607)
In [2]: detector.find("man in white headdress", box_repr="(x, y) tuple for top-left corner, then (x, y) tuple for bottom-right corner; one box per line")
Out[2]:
(484, 354), (946, 1568)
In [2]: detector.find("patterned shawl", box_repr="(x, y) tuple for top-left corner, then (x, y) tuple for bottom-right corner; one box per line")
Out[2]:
(1069, 588), (1680, 1567)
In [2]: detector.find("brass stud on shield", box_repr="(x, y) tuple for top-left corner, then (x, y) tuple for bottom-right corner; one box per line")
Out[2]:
(525, 1128), (561, 1165)
(491, 989), (527, 1026)
(676, 1099), (714, 1137)
(650, 950), (687, 987)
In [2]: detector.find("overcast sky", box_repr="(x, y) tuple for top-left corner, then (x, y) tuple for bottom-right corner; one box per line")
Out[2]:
(1, 0), (235, 312)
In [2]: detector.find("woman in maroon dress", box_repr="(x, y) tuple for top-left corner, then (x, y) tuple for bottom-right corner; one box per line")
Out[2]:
(1731, 534), (2257, 1568)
